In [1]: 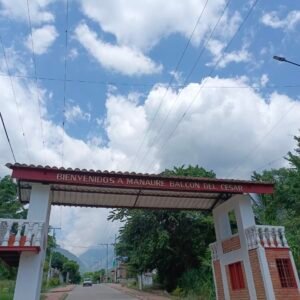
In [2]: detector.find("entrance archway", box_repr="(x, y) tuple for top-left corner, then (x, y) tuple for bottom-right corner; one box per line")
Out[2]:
(0, 163), (299, 299)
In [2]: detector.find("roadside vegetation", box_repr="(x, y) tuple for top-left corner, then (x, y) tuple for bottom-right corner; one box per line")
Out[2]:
(82, 269), (106, 283)
(0, 134), (299, 299)
(109, 134), (300, 299)
(0, 176), (81, 299)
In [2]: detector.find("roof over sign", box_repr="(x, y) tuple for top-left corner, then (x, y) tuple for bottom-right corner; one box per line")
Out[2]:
(6, 163), (274, 211)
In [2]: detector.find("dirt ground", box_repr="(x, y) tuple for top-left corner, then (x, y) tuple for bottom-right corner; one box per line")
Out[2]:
(42, 285), (75, 300)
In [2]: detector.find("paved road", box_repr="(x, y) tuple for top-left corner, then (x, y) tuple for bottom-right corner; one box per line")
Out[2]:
(66, 284), (137, 300)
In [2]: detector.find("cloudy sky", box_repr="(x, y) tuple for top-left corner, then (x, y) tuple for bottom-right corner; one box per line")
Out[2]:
(0, 0), (300, 255)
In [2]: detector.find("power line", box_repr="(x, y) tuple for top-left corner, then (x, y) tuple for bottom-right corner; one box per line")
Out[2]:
(0, 72), (165, 87)
(226, 100), (297, 177)
(26, 0), (45, 152)
(253, 156), (286, 173)
(0, 112), (17, 163)
(135, 0), (232, 171)
(61, 0), (69, 166)
(129, 0), (209, 170)
(1, 73), (300, 90)
(143, 0), (260, 173)
(0, 35), (31, 162)
(0, 72), (300, 90)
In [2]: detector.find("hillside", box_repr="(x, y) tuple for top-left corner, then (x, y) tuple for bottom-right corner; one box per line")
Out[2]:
(79, 247), (114, 272)
(54, 246), (87, 273)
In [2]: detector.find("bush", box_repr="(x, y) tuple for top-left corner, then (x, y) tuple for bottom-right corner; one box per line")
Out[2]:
(177, 268), (215, 300)
(171, 286), (184, 297)
(0, 280), (15, 300)
(48, 277), (60, 287)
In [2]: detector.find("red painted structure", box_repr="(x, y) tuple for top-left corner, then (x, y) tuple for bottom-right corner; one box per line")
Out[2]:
(8, 163), (273, 194)
(5, 163), (274, 211)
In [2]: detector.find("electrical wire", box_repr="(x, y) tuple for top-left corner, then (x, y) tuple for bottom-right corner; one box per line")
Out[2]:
(0, 72), (161, 87)
(135, 0), (233, 171)
(143, 0), (260, 173)
(226, 100), (297, 177)
(0, 72), (300, 90)
(129, 0), (209, 170)
(0, 112), (17, 163)
(26, 0), (45, 153)
(0, 35), (31, 162)
(1, 73), (300, 90)
(252, 156), (286, 173)
(61, 0), (69, 167)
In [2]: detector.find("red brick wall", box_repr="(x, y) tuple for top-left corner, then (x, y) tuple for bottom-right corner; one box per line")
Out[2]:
(265, 248), (300, 300)
(213, 260), (225, 300)
(222, 235), (241, 253)
(249, 249), (267, 299)
(226, 261), (250, 300)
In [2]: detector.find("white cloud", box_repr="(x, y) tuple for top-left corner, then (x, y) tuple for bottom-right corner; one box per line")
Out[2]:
(0, 0), (55, 24)
(65, 104), (91, 123)
(206, 39), (251, 68)
(261, 10), (300, 30)
(76, 1), (247, 74)
(1, 53), (300, 255)
(51, 207), (120, 255)
(260, 74), (269, 87)
(74, 23), (162, 76)
(169, 70), (183, 85)
(0, 47), (28, 76)
(68, 48), (79, 60)
(25, 25), (58, 55)
(79, 0), (238, 51)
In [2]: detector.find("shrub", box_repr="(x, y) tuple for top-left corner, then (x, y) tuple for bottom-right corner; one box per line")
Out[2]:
(171, 286), (184, 297)
(177, 268), (215, 300)
(48, 277), (60, 287)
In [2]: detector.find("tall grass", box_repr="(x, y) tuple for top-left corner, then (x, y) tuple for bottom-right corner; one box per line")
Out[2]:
(0, 280), (15, 300)
(174, 250), (216, 300)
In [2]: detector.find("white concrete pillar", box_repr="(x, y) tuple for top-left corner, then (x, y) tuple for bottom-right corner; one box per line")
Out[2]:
(213, 195), (257, 300)
(256, 246), (275, 299)
(14, 183), (51, 300)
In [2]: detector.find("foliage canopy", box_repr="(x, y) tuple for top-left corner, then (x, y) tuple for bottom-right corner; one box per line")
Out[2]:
(109, 165), (216, 291)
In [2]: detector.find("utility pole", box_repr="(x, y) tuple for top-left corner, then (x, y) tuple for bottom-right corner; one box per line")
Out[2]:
(98, 240), (117, 283)
(114, 235), (117, 283)
(99, 243), (109, 283)
(47, 227), (61, 285)
(106, 237), (118, 283)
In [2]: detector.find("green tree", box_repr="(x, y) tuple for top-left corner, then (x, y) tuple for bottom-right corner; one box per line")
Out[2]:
(0, 176), (26, 280)
(252, 134), (300, 268)
(286, 134), (300, 170)
(109, 165), (216, 292)
(51, 252), (68, 271)
(63, 260), (81, 284)
(0, 176), (26, 219)
(83, 269), (105, 283)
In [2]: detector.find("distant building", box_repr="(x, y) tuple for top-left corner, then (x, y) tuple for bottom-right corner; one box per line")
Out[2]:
(117, 262), (128, 282)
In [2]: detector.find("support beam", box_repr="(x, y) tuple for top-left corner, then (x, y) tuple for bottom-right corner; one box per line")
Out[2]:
(14, 184), (51, 300)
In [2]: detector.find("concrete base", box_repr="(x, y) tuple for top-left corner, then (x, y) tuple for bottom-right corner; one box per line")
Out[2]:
(14, 251), (46, 300)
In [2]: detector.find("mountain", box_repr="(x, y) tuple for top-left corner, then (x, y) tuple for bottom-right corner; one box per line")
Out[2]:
(79, 247), (114, 272)
(54, 246), (87, 273)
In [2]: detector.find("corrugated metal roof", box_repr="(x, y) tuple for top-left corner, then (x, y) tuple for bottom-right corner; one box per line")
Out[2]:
(8, 163), (273, 210)
(19, 183), (224, 210)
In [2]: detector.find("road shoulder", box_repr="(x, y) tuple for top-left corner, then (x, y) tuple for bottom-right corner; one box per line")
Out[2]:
(109, 283), (170, 300)
(42, 285), (75, 300)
